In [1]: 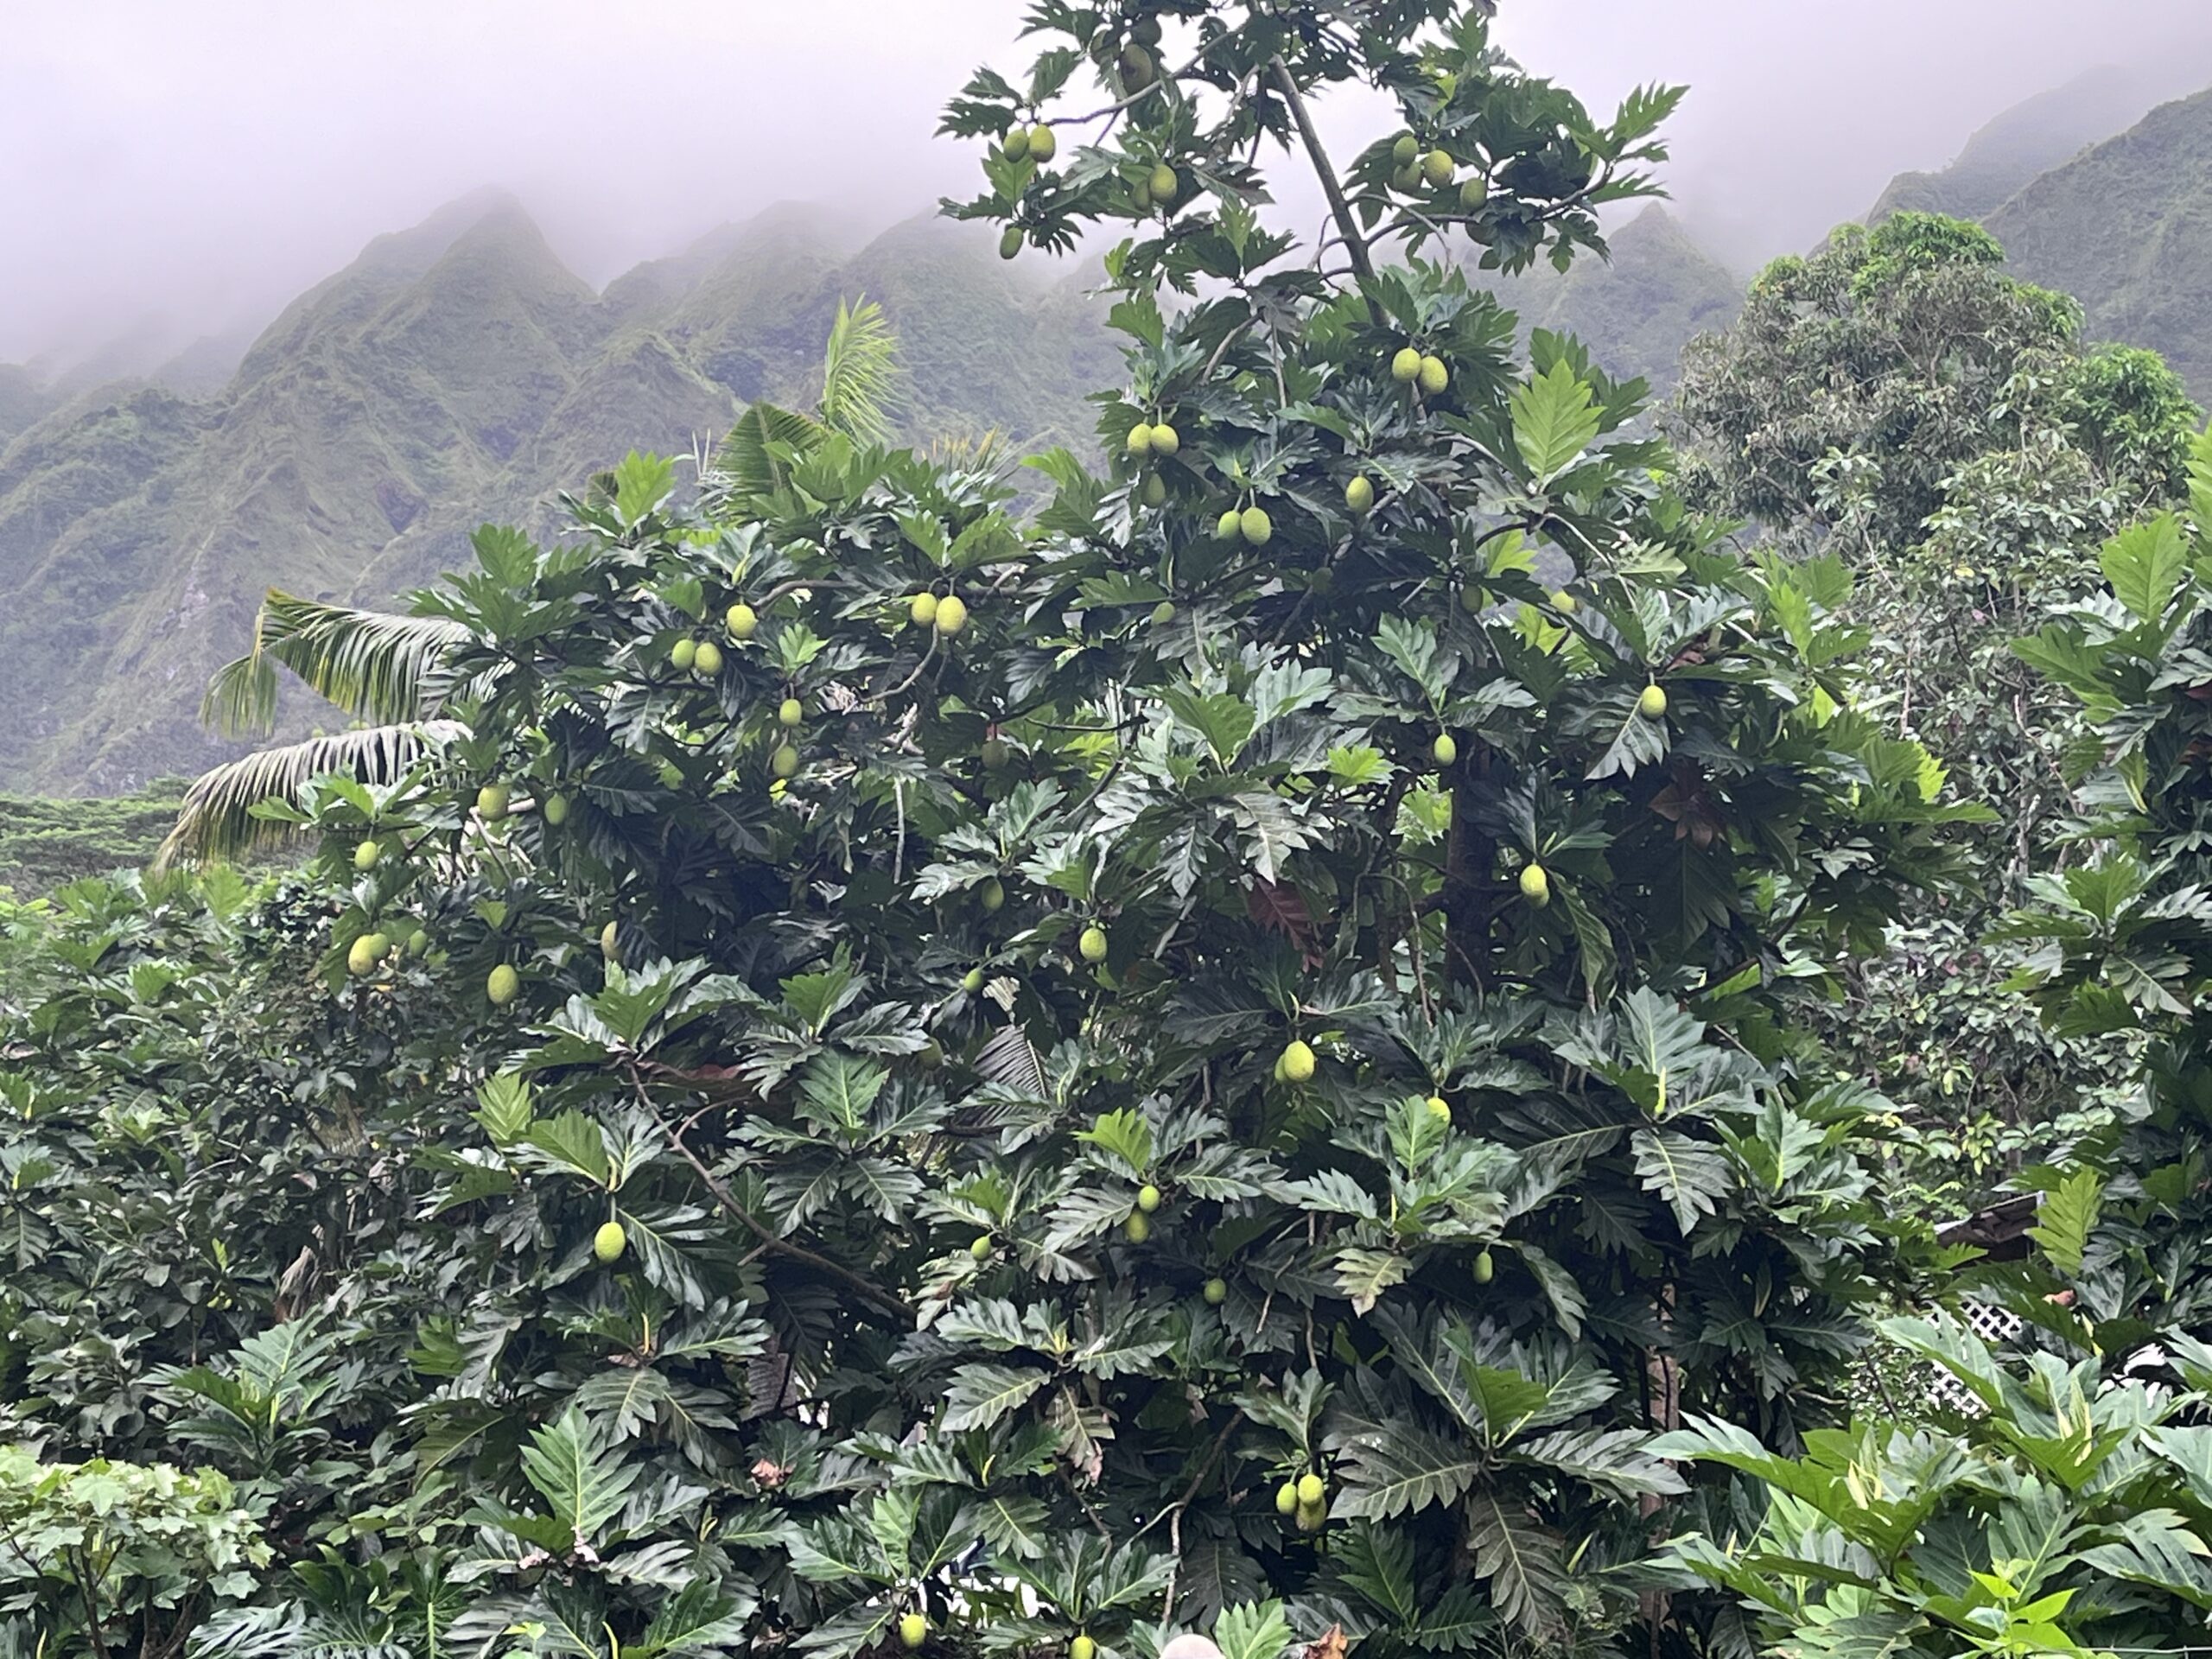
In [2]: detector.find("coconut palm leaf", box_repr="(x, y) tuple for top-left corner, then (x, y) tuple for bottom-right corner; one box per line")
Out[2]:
(818, 296), (905, 447)
(160, 721), (470, 868)
(711, 402), (824, 501)
(203, 591), (474, 738)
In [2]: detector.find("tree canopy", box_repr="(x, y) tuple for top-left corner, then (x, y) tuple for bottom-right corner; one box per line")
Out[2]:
(7, 9), (2212, 1659)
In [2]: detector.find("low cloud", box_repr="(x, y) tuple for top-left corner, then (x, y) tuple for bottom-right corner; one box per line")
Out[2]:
(5, 1), (2209, 368)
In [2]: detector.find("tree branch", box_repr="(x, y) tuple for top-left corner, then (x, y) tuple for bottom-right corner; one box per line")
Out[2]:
(1268, 55), (1377, 313)
(628, 1065), (911, 1320)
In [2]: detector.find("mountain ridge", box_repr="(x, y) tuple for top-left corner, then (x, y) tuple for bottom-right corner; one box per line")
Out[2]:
(1866, 64), (2176, 224)
(6, 63), (2212, 794)
(0, 195), (1112, 792)
(1984, 85), (2212, 399)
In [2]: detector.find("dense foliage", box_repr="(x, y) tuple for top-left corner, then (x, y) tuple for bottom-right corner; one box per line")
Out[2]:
(1672, 213), (2202, 1207)
(6, 9), (2212, 1659)
(1656, 1315), (2212, 1656)
(1999, 425), (2212, 1351)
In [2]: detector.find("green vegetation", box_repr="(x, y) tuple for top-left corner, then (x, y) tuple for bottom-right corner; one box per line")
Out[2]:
(5, 10), (2212, 1659)
(0, 780), (185, 896)
(0, 1446), (270, 1656)
(1657, 1316), (2212, 1655)
(1673, 212), (2200, 1204)
(2001, 436), (2212, 1341)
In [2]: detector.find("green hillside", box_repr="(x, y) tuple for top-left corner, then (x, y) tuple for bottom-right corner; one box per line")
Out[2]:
(0, 196), (1111, 794)
(0, 365), (53, 448)
(1986, 86), (2212, 399)
(1868, 65), (2169, 222)
(0, 781), (183, 897)
(1474, 203), (1741, 394)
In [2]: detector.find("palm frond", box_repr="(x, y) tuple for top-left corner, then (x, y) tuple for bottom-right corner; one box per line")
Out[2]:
(202, 592), (474, 737)
(818, 296), (906, 446)
(159, 720), (470, 868)
(710, 401), (825, 499)
(201, 651), (283, 741)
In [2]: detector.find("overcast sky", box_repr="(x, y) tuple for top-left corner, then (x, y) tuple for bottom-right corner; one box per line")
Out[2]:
(6, 2), (2212, 369)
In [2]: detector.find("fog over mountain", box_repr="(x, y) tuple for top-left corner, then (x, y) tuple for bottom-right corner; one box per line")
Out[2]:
(9, 1), (2212, 374)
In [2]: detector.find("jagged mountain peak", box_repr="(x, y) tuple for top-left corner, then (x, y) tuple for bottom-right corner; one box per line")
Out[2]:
(375, 201), (597, 329)
(1867, 64), (2178, 226)
(604, 200), (858, 319)
(232, 192), (562, 388)
(1984, 83), (2212, 397)
(1609, 203), (1701, 253)
(351, 186), (537, 277)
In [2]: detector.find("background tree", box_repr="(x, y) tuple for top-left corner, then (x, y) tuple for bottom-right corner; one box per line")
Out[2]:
(2000, 423), (2212, 1355)
(1671, 212), (2201, 1207)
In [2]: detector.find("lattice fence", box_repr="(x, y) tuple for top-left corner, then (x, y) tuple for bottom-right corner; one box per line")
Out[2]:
(1923, 1300), (2025, 1419)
